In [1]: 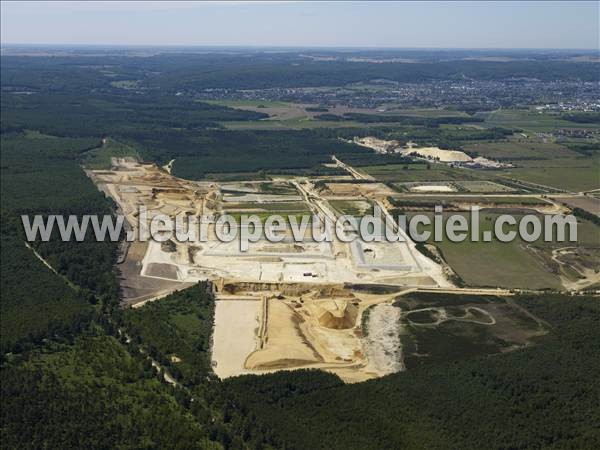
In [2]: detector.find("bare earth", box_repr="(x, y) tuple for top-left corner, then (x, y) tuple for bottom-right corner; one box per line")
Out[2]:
(211, 300), (261, 379)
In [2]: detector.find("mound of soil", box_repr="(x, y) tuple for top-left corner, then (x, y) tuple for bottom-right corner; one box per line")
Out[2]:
(318, 300), (358, 329)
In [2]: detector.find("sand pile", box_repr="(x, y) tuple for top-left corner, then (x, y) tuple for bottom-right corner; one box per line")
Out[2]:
(317, 299), (358, 329)
(401, 147), (472, 162)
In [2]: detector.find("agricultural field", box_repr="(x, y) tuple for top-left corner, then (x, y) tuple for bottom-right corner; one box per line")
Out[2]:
(388, 195), (550, 209)
(481, 109), (600, 133)
(502, 159), (600, 192)
(453, 180), (516, 192)
(406, 211), (599, 290)
(455, 109), (600, 193)
(363, 163), (483, 183)
(462, 139), (579, 160)
(552, 195), (600, 216)
(204, 99), (292, 109)
(377, 107), (471, 118)
(394, 180), (515, 193)
(220, 118), (374, 130)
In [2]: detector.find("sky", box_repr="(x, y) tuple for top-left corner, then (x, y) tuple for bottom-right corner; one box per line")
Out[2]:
(1, 1), (598, 49)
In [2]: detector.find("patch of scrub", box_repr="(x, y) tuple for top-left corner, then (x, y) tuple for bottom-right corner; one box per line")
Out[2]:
(406, 309), (439, 324)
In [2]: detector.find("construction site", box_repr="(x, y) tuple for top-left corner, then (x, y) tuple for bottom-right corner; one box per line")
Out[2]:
(88, 157), (546, 383)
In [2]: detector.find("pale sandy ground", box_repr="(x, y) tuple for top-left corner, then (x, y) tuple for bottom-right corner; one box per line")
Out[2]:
(410, 185), (456, 193)
(211, 291), (411, 383)
(363, 304), (404, 375)
(211, 300), (260, 379)
(245, 299), (321, 369)
(401, 147), (472, 162)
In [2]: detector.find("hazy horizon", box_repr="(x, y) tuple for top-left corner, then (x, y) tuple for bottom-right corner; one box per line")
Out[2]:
(2, 43), (598, 52)
(1, 1), (598, 50)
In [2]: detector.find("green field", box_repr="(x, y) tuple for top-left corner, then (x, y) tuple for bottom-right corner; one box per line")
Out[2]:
(414, 213), (600, 289)
(482, 109), (600, 133)
(203, 99), (292, 108)
(377, 107), (470, 118)
(219, 118), (369, 130)
(224, 201), (309, 212)
(501, 159), (600, 192)
(406, 212), (600, 289)
(463, 139), (578, 160)
(390, 195), (548, 207)
(453, 180), (515, 192)
(363, 163), (483, 183)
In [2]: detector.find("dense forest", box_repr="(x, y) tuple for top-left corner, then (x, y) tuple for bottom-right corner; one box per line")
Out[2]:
(1, 92), (266, 136)
(120, 283), (216, 384)
(2, 92), (471, 177)
(0, 214), (94, 354)
(0, 132), (244, 448)
(1, 132), (120, 301)
(1, 336), (220, 449)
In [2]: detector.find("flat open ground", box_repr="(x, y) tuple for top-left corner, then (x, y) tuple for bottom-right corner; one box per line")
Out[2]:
(407, 211), (599, 290)
(462, 139), (579, 160)
(212, 299), (260, 378)
(396, 180), (516, 194)
(502, 161), (600, 192)
(551, 195), (600, 216)
(481, 109), (600, 132)
(363, 163), (483, 183)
